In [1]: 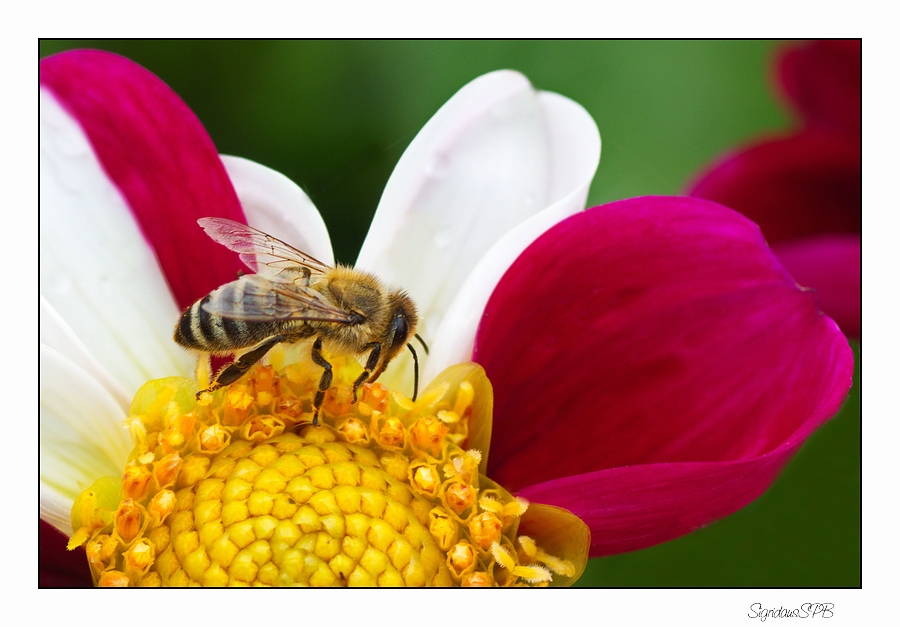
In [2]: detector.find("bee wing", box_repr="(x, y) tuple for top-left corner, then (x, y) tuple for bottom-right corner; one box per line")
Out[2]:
(202, 274), (354, 324)
(198, 217), (332, 280)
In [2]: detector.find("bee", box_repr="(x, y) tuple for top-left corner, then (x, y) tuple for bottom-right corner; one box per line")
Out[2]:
(174, 217), (424, 425)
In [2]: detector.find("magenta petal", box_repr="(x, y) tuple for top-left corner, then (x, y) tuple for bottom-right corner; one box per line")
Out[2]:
(777, 40), (861, 136)
(517, 450), (796, 557)
(40, 50), (246, 309)
(474, 197), (852, 555)
(686, 132), (860, 245)
(773, 234), (860, 338)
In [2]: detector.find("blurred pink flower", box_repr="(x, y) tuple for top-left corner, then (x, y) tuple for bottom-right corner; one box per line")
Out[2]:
(687, 40), (860, 337)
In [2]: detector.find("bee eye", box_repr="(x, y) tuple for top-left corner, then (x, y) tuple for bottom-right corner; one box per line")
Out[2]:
(390, 312), (409, 347)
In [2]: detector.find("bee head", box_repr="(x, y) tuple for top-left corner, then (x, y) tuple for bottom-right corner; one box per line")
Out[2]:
(366, 289), (416, 382)
(383, 290), (418, 364)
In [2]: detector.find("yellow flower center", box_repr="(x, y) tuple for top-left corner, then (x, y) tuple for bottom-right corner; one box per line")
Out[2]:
(69, 355), (576, 587)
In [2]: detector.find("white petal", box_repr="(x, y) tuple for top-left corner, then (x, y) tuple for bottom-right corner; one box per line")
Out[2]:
(40, 88), (195, 397)
(535, 91), (602, 208)
(356, 72), (600, 388)
(221, 155), (334, 266)
(41, 484), (75, 536)
(40, 344), (131, 512)
(40, 295), (131, 411)
(424, 215), (574, 383)
(424, 91), (600, 381)
(357, 72), (546, 321)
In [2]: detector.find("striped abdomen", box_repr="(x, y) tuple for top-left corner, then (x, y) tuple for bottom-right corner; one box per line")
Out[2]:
(174, 295), (286, 353)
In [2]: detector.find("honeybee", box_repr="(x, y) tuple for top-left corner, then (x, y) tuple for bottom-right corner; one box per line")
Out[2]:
(174, 217), (424, 425)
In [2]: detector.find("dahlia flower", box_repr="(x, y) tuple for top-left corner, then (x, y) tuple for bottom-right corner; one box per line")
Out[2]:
(40, 49), (598, 586)
(39, 49), (852, 586)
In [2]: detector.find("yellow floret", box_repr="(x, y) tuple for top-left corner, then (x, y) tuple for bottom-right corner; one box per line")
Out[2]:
(69, 359), (582, 586)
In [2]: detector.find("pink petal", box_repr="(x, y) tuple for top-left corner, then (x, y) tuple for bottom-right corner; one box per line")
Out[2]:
(686, 132), (860, 245)
(40, 50), (246, 310)
(518, 448), (798, 557)
(473, 196), (853, 556)
(773, 234), (860, 338)
(776, 40), (861, 136)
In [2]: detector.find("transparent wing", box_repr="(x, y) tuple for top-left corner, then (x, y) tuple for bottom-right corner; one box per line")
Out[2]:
(198, 217), (332, 280)
(202, 274), (353, 323)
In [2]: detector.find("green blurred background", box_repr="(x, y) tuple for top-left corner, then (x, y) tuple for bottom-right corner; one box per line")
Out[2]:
(39, 40), (860, 587)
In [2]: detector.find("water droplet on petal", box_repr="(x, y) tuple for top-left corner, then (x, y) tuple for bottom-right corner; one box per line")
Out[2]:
(426, 153), (450, 179)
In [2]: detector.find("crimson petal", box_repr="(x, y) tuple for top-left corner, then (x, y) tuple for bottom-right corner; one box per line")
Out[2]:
(39, 519), (91, 587)
(686, 132), (860, 245)
(40, 50), (246, 310)
(773, 234), (860, 338)
(474, 196), (852, 556)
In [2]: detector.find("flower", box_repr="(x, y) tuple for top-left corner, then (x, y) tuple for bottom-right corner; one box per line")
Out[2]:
(686, 40), (861, 337)
(39, 50), (599, 585)
(40, 49), (852, 585)
(68, 363), (587, 586)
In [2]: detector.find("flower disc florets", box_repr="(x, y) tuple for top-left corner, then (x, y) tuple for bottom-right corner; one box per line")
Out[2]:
(69, 354), (575, 587)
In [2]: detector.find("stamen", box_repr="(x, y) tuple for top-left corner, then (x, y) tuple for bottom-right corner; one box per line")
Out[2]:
(122, 463), (152, 500)
(69, 359), (575, 586)
(98, 570), (130, 587)
(113, 499), (142, 543)
(448, 541), (475, 575)
(461, 571), (491, 587)
(514, 564), (552, 584)
(468, 512), (503, 549)
(444, 482), (477, 514)
(491, 541), (516, 570)
(518, 535), (537, 557)
(429, 508), (459, 550)
(534, 549), (576, 578)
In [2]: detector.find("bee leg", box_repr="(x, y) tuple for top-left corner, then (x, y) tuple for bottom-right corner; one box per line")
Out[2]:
(195, 353), (213, 391)
(351, 342), (382, 404)
(310, 337), (333, 427)
(198, 335), (285, 399)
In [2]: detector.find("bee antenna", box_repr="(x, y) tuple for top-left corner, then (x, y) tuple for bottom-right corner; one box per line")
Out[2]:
(406, 342), (420, 402)
(414, 333), (429, 355)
